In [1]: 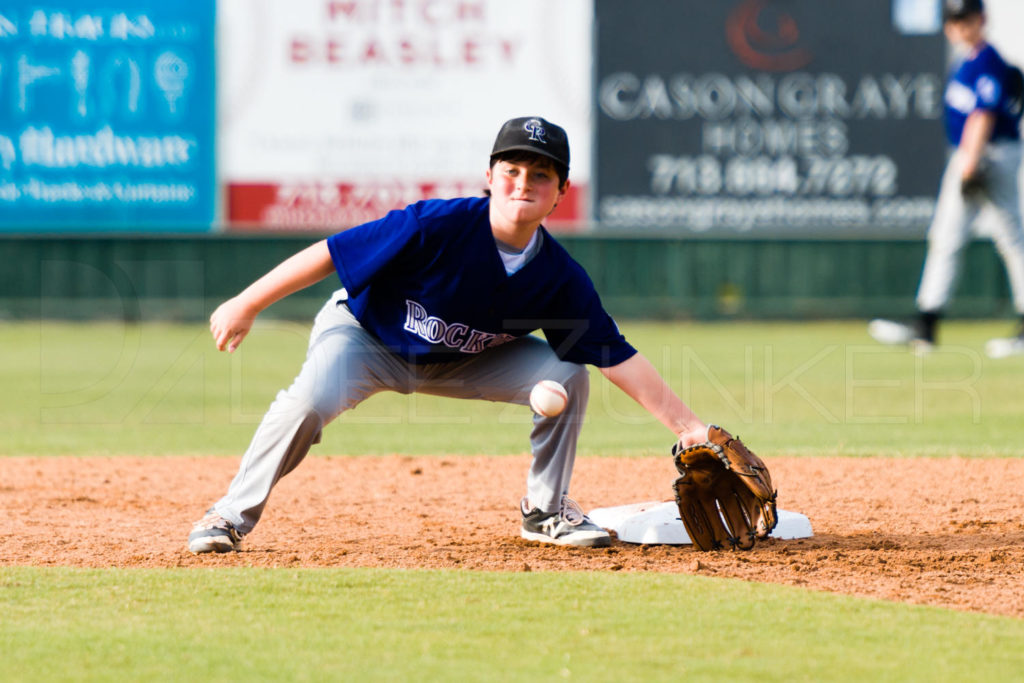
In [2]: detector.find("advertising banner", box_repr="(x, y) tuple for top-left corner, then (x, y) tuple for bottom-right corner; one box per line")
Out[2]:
(595, 0), (947, 237)
(0, 2), (216, 232)
(221, 0), (592, 233)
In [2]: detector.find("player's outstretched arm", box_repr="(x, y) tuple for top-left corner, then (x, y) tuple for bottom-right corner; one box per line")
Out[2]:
(210, 239), (335, 352)
(599, 352), (707, 447)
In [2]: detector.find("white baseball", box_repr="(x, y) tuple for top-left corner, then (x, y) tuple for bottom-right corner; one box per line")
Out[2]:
(530, 380), (568, 417)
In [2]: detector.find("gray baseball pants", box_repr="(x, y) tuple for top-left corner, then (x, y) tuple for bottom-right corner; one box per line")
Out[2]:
(916, 142), (1024, 315)
(212, 290), (590, 535)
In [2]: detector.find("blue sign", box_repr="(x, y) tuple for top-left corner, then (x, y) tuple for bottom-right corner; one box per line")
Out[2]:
(0, 2), (215, 231)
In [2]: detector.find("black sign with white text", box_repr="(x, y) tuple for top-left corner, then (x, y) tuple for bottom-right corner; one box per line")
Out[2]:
(595, 0), (946, 237)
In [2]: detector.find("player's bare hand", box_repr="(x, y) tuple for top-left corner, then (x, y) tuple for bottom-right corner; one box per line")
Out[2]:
(210, 297), (257, 352)
(676, 423), (710, 448)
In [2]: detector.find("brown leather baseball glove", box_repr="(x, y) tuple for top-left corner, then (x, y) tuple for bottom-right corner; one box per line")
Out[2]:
(672, 425), (778, 551)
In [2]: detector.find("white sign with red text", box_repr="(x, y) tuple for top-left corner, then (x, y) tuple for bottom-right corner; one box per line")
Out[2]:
(220, 0), (592, 231)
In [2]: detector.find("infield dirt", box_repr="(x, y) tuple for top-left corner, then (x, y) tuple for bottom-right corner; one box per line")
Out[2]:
(4, 455), (1024, 618)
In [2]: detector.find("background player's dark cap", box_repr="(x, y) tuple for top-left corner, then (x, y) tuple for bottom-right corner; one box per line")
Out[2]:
(943, 0), (984, 21)
(490, 117), (570, 170)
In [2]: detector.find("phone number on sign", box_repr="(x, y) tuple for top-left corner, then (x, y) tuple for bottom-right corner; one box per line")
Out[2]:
(648, 154), (898, 198)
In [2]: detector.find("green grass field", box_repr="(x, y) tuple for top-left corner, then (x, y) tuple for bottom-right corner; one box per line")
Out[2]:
(5, 568), (1024, 682)
(3, 319), (1024, 681)
(3, 319), (1022, 457)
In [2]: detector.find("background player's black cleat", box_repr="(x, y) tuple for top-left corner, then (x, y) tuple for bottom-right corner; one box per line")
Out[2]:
(867, 318), (934, 354)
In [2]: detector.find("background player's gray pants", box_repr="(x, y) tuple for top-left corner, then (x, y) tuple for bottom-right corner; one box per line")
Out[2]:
(916, 143), (1024, 315)
(213, 291), (590, 535)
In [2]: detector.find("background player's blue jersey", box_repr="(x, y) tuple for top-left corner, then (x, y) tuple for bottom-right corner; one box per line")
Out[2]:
(327, 196), (637, 367)
(944, 43), (1021, 145)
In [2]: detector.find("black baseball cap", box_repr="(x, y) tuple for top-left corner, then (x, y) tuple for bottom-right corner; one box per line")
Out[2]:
(490, 116), (570, 170)
(943, 0), (984, 21)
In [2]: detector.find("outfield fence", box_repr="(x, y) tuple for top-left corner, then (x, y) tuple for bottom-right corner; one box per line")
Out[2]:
(0, 235), (1014, 322)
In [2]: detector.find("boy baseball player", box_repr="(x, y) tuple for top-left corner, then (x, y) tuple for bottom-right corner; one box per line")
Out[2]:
(188, 116), (711, 553)
(869, 0), (1024, 357)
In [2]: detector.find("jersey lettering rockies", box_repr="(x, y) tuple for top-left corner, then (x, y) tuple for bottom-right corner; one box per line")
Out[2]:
(326, 196), (637, 366)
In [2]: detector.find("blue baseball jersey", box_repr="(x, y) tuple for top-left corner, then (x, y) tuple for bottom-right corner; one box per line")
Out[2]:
(326, 196), (637, 367)
(944, 43), (1020, 145)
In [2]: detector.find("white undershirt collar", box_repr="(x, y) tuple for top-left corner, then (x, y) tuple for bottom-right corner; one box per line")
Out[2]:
(495, 229), (543, 275)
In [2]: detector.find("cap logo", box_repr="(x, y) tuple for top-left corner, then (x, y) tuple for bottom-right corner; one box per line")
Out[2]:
(523, 118), (547, 144)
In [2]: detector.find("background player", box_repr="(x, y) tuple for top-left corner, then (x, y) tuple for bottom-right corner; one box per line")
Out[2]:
(188, 116), (714, 553)
(869, 0), (1024, 357)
